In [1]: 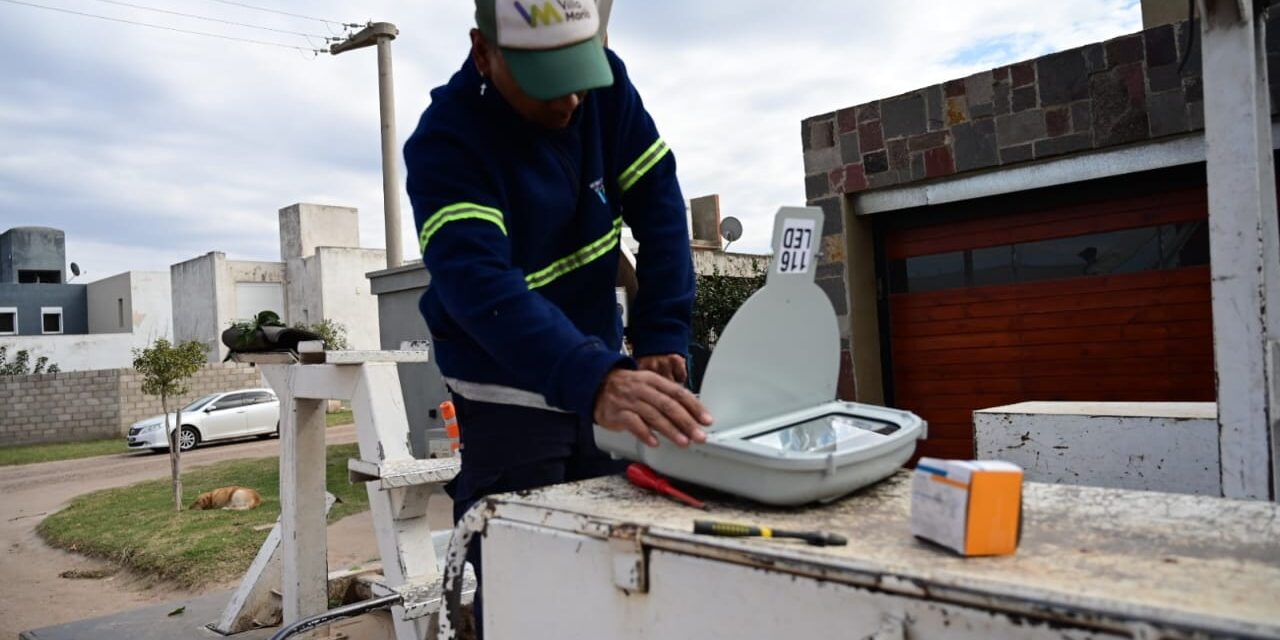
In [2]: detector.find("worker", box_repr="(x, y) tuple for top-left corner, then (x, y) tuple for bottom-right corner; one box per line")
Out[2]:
(404, 0), (711, 629)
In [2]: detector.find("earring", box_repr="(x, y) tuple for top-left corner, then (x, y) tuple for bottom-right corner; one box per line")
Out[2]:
(479, 74), (487, 96)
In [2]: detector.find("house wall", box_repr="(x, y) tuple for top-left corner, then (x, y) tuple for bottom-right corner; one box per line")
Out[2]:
(316, 247), (385, 349)
(0, 363), (263, 446)
(1142, 0), (1193, 29)
(800, 15), (1280, 401)
(226, 260), (286, 323)
(127, 271), (172, 343)
(2, 272), (173, 372)
(0, 283), (88, 336)
(87, 272), (132, 334)
(285, 254), (323, 328)
(975, 402), (1220, 495)
(171, 252), (228, 362)
(2, 332), (135, 372)
(278, 203), (360, 262)
(171, 204), (381, 359)
(0, 227), (65, 283)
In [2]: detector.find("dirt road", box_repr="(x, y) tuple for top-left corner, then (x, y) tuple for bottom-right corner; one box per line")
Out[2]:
(0, 425), (425, 638)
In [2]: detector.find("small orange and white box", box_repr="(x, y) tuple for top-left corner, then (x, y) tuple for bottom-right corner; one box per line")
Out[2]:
(910, 458), (1023, 557)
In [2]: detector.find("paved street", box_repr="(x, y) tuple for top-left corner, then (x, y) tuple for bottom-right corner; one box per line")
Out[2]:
(0, 426), (375, 638)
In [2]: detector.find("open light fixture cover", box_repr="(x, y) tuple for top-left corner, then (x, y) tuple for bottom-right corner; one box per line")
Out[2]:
(595, 206), (926, 505)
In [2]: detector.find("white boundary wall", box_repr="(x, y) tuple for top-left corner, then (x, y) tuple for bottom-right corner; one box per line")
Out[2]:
(974, 401), (1220, 496)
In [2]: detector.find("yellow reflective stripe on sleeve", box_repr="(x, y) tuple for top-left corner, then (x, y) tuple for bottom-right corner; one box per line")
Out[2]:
(525, 217), (623, 290)
(418, 202), (507, 253)
(618, 138), (670, 192)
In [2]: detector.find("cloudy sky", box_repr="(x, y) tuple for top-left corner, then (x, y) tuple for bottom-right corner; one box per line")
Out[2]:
(0, 0), (1142, 280)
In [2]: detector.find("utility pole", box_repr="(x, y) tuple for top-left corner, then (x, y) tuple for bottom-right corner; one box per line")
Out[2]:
(332, 22), (404, 269)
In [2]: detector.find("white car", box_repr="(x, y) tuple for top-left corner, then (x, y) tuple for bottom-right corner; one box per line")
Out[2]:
(126, 389), (280, 453)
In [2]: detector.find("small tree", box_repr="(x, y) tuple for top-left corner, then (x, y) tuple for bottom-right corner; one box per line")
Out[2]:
(132, 338), (207, 511)
(293, 318), (350, 351)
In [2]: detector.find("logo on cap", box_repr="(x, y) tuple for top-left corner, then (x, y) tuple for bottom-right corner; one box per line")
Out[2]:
(513, 2), (563, 28)
(512, 1), (593, 29)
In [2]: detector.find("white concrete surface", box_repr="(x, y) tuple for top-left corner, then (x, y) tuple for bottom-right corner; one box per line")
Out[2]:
(171, 252), (229, 362)
(89, 271), (174, 338)
(317, 248), (384, 349)
(278, 203), (360, 262)
(173, 204), (385, 361)
(478, 474), (1280, 639)
(1199, 0), (1280, 501)
(974, 401), (1221, 496)
(126, 271), (172, 344)
(286, 248), (384, 348)
(86, 272), (131, 334)
(285, 254), (322, 328)
(9, 270), (176, 371)
(0, 333), (138, 371)
(226, 260), (285, 325)
(234, 282), (285, 323)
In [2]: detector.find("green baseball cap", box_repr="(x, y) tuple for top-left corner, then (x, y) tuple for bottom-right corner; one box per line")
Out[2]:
(476, 0), (614, 101)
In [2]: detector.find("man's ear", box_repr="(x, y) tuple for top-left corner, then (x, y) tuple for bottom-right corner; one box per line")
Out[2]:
(470, 29), (493, 76)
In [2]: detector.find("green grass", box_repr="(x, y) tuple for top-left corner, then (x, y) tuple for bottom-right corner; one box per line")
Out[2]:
(326, 409), (353, 427)
(0, 438), (127, 467)
(37, 443), (369, 588)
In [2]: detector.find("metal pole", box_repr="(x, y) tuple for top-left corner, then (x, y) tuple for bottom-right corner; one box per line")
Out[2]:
(1198, 0), (1279, 500)
(331, 22), (403, 270)
(376, 35), (403, 269)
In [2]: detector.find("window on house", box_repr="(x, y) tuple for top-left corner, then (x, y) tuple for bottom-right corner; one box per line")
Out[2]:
(117, 298), (125, 328)
(41, 307), (63, 334)
(0, 308), (16, 335)
(18, 270), (62, 284)
(888, 222), (1209, 294)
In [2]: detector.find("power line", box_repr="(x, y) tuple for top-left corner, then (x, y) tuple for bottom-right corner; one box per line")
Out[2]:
(0, 0), (326, 53)
(88, 0), (336, 41)
(202, 0), (359, 28)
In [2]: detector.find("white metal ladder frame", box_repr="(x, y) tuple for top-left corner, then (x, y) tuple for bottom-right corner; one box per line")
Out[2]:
(215, 346), (460, 640)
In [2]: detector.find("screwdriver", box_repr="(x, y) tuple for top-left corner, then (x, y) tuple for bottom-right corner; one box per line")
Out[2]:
(626, 463), (707, 510)
(694, 520), (847, 547)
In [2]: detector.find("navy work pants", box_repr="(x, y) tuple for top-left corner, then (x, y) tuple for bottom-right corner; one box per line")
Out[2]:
(443, 392), (628, 635)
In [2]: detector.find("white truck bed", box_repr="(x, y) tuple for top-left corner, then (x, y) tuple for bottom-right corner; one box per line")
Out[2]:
(476, 471), (1280, 638)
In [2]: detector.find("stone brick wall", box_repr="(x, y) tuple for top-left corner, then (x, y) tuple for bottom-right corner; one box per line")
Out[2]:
(0, 370), (120, 446)
(799, 16), (1280, 399)
(799, 18), (1273, 201)
(0, 363), (263, 447)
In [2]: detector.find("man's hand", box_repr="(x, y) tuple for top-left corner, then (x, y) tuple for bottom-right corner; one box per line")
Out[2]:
(594, 369), (712, 448)
(637, 354), (687, 384)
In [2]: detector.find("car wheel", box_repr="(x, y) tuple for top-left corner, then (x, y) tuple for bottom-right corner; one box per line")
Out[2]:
(178, 426), (200, 451)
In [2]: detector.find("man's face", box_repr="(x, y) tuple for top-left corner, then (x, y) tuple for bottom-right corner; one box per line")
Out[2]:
(471, 30), (585, 130)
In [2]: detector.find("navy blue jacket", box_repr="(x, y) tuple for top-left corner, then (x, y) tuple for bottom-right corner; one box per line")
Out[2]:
(404, 50), (694, 420)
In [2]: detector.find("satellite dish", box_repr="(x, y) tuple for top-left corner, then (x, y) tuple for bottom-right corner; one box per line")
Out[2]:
(719, 217), (743, 243)
(70, 263), (81, 277)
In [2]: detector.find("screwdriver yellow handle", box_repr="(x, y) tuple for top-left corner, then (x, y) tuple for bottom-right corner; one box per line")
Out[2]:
(694, 520), (773, 538)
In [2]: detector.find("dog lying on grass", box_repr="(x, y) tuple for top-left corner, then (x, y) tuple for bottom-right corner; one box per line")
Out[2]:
(189, 486), (263, 511)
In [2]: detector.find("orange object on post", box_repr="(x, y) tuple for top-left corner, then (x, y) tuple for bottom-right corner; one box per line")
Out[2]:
(440, 400), (461, 453)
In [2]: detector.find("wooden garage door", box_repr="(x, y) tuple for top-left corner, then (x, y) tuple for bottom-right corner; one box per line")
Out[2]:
(884, 188), (1215, 460)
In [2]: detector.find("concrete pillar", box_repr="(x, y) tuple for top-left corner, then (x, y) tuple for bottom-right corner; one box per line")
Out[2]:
(1199, 0), (1280, 500)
